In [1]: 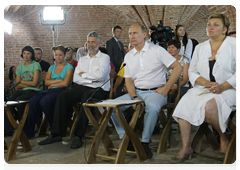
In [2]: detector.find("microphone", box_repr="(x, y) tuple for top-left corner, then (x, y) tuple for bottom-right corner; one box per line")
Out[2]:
(4, 81), (21, 95)
(86, 63), (126, 103)
(4, 81), (21, 102)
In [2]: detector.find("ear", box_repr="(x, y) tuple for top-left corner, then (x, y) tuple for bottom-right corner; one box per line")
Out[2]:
(143, 32), (147, 39)
(223, 26), (228, 35)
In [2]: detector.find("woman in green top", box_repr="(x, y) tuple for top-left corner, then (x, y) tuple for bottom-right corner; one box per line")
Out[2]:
(4, 45), (43, 136)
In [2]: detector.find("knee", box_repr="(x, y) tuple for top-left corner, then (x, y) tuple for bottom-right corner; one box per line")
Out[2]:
(145, 103), (161, 116)
(205, 101), (217, 120)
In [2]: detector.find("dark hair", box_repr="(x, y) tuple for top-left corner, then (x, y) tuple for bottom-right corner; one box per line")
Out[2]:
(99, 46), (108, 54)
(174, 25), (188, 49)
(52, 45), (69, 55)
(112, 25), (122, 32)
(9, 66), (15, 80)
(20, 45), (35, 61)
(34, 47), (43, 54)
(228, 31), (236, 36)
(73, 48), (78, 52)
(149, 25), (157, 31)
(167, 39), (181, 49)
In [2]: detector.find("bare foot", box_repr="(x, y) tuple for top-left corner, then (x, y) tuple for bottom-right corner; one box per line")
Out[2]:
(219, 139), (229, 153)
(176, 146), (191, 158)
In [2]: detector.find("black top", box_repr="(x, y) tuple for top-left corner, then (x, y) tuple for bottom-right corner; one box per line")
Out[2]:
(39, 60), (50, 72)
(209, 60), (216, 82)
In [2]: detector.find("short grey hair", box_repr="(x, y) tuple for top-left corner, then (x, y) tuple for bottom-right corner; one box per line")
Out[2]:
(87, 31), (101, 43)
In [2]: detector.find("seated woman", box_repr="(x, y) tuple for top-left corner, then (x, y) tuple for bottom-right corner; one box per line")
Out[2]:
(4, 45), (43, 136)
(171, 13), (236, 163)
(23, 45), (74, 139)
(166, 39), (189, 97)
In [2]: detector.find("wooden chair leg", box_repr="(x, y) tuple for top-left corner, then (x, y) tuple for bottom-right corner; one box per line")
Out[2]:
(6, 103), (32, 161)
(223, 131), (236, 164)
(69, 105), (79, 139)
(37, 116), (48, 136)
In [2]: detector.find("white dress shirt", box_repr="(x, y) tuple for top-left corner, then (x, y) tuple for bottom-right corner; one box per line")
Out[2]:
(124, 42), (176, 89)
(73, 50), (111, 91)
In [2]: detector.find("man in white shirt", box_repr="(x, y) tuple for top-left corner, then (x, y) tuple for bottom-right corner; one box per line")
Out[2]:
(38, 31), (111, 149)
(111, 24), (182, 159)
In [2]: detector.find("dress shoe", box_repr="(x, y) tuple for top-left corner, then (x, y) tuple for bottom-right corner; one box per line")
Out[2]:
(171, 148), (193, 164)
(70, 136), (83, 149)
(38, 134), (62, 145)
(142, 143), (153, 159)
(217, 152), (225, 159)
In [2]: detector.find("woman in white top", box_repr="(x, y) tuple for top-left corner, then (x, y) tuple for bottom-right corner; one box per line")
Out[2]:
(172, 14), (236, 163)
(175, 25), (193, 62)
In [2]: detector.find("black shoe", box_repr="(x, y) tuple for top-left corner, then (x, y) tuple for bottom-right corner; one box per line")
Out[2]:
(70, 136), (82, 149)
(38, 134), (62, 145)
(127, 140), (135, 151)
(142, 143), (153, 159)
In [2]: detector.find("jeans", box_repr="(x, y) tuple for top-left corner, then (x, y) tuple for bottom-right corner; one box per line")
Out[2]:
(111, 89), (167, 143)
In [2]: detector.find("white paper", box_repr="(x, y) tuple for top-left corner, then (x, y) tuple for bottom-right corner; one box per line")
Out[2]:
(94, 99), (142, 106)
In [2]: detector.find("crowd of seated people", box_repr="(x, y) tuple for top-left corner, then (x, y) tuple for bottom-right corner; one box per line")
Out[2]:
(4, 13), (235, 163)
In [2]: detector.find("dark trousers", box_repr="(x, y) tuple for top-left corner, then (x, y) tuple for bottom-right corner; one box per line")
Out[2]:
(23, 88), (67, 138)
(4, 89), (38, 135)
(51, 85), (109, 138)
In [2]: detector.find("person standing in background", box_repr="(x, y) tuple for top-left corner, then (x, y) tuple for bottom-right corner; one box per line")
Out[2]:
(106, 25), (125, 73)
(174, 25), (193, 62)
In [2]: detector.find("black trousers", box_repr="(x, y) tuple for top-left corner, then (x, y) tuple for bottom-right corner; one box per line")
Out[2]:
(51, 85), (109, 138)
(4, 89), (39, 135)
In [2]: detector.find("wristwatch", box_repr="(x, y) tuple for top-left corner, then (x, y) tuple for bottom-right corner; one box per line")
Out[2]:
(131, 96), (138, 100)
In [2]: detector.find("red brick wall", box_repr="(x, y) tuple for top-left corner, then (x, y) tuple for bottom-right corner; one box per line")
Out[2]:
(4, 5), (236, 90)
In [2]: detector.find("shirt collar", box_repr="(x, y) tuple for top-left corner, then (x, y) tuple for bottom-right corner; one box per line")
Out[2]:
(113, 36), (119, 42)
(133, 42), (149, 55)
(85, 50), (102, 59)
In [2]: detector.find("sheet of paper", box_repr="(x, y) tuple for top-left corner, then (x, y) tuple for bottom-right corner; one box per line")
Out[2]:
(96, 99), (141, 105)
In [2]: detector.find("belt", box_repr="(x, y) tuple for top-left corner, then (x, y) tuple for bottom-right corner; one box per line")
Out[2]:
(136, 87), (158, 91)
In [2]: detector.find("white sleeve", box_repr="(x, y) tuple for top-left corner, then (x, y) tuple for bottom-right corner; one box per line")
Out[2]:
(73, 57), (92, 84)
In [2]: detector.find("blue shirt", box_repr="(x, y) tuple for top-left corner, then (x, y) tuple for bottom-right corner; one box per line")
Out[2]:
(49, 63), (74, 89)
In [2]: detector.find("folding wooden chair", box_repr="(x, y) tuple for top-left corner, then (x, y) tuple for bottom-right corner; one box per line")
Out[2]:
(69, 79), (114, 139)
(191, 110), (236, 164)
(4, 101), (32, 161)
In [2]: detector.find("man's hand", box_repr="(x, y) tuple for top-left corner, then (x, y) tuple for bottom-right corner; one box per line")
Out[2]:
(154, 86), (169, 97)
(79, 72), (84, 77)
(132, 97), (144, 110)
(112, 87), (117, 96)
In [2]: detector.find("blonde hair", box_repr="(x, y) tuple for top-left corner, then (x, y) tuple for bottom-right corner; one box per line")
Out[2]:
(208, 13), (230, 35)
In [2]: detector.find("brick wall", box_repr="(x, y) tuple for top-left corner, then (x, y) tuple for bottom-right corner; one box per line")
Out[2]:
(4, 5), (236, 90)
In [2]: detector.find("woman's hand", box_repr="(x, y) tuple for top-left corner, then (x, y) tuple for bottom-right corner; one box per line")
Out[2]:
(203, 81), (219, 88)
(209, 84), (228, 94)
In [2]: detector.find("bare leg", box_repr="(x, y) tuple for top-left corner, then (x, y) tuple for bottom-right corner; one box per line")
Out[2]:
(176, 118), (192, 158)
(205, 98), (229, 153)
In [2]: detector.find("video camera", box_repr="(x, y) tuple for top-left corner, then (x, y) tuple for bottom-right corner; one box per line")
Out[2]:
(150, 20), (175, 49)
